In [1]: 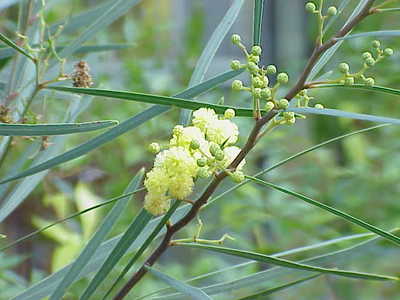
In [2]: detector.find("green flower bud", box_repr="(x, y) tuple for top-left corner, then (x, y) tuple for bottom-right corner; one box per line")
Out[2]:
(214, 150), (225, 161)
(224, 108), (235, 119)
(230, 60), (241, 70)
(232, 80), (243, 91)
(190, 139), (200, 150)
(173, 125), (184, 136)
(364, 77), (375, 86)
(231, 34), (241, 45)
(209, 142), (220, 157)
(314, 104), (324, 109)
(327, 6), (337, 16)
(251, 45), (262, 56)
(266, 64), (277, 75)
(384, 48), (394, 56)
(278, 98), (289, 109)
(253, 88), (262, 98)
(197, 158), (207, 167)
(247, 62), (259, 74)
(260, 88), (271, 99)
(198, 167), (211, 178)
(253, 76), (264, 88)
(338, 62), (349, 74)
(362, 52), (372, 60)
(207, 157), (216, 166)
(365, 57), (375, 67)
(283, 111), (295, 119)
(148, 142), (160, 154)
(248, 55), (260, 64)
(230, 170), (245, 183)
(277, 72), (289, 84)
(344, 77), (354, 86)
(288, 117), (296, 125)
(262, 76), (269, 86)
(305, 2), (316, 13)
(372, 40), (381, 49)
(265, 101), (275, 112)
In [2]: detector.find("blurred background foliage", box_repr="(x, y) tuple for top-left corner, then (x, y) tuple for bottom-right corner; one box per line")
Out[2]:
(0, 0), (399, 299)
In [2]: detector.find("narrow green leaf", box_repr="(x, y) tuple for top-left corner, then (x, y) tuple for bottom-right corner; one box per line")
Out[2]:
(49, 170), (145, 300)
(181, 0), (244, 124)
(178, 243), (398, 281)
(287, 107), (400, 125)
(377, 8), (400, 13)
(0, 0), (22, 10)
(0, 32), (35, 61)
(323, 0), (351, 34)
(238, 274), (320, 299)
(311, 83), (400, 97)
(0, 70), (241, 185)
(0, 120), (118, 136)
(338, 30), (400, 40)
(103, 201), (181, 299)
(145, 266), (212, 300)
(247, 176), (400, 246)
(253, 0), (264, 46)
(47, 86), (253, 117)
(80, 209), (153, 299)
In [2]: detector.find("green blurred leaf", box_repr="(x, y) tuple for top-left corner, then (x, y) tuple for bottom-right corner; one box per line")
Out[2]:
(178, 243), (398, 281)
(311, 84), (400, 96)
(338, 30), (400, 40)
(0, 120), (118, 136)
(253, 0), (264, 45)
(246, 176), (400, 246)
(49, 170), (144, 300)
(145, 266), (212, 300)
(0, 32), (35, 61)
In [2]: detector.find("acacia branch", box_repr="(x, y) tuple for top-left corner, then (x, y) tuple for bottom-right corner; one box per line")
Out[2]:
(113, 1), (376, 299)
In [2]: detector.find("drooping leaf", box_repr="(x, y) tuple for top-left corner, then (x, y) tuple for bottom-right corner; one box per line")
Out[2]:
(338, 30), (400, 40)
(311, 83), (400, 97)
(253, 0), (264, 46)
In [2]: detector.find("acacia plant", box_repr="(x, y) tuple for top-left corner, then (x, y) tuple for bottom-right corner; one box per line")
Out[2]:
(1, 0), (400, 299)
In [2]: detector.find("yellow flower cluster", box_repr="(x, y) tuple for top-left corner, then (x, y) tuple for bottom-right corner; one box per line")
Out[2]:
(144, 108), (245, 215)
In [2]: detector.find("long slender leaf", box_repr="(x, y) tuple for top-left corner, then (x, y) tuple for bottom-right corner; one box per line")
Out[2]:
(377, 8), (400, 13)
(145, 266), (212, 300)
(178, 243), (398, 281)
(323, 0), (351, 34)
(181, 0), (244, 124)
(247, 176), (400, 246)
(80, 209), (153, 299)
(0, 70), (241, 185)
(287, 107), (400, 125)
(238, 274), (321, 299)
(47, 86), (253, 117)
(0, 120), (118, 136)
(338, 30), (400, 40)
(0, 32), (35, 61)
(49, 170), (145, 300)
(311, 83), (400, 96)
(253, 0), (264, 46)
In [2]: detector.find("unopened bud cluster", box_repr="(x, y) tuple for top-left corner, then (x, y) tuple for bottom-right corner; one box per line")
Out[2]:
(144, 108), (245, 215)
(337, 40), (394, 87)
(305, 2), (337, 16)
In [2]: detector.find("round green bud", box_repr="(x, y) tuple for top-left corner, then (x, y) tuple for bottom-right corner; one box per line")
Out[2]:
(197, 158), (207, 167)
(372, 40), (381, 49)
(209, 142), (220, 157)
(253, 88), (262, 98)
(384, 48), (394, 56)
(314, 104), (324, 109)
(327, 6), (337, 16)
(305, 2), (316, 12)
(248, 55), (260, 64)
(278, 98), (289, 109)
(190, 139), (200, 150)
(247, 62), (259, 74)
(365, 57), (375, 67)
(283, 111), (295, 119)
(231, 34), (241, 45)
(253, 76), (264, 88)
(362, 52), (372, 60)
(224, 108), (235, 119)
(230, 171), (245, 183)
(344, 77), (354, 86)
(338, 62), (349, 74)
(277, 72), (289, 84)
(148, 142), (160, 154)
(260, 88), (271, 99)
(230, 60), (241, 70)
(251, 45), (262, 56)
(231, 80), (243, 91)
(265, 101), (275, 112)
(266, 64), (277, 75)
(197, 168), (211, 178)
(214, 150), (225, 161)
(364, 77), (375, 86)
(173, 125), (184, 136)
(207, 157), (216, 166)
(263, 76), (269, 86)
